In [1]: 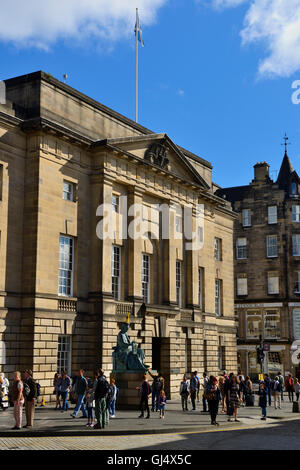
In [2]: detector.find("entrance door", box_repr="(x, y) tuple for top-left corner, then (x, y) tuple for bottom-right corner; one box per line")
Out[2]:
(151, 337), (171, 398)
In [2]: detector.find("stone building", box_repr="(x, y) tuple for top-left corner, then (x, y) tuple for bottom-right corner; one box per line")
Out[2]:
(216, 151), (300, 379)
(0, 71), (237, 400)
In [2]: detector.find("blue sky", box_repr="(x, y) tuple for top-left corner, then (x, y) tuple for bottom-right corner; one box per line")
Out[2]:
(1, 0), (300, 188)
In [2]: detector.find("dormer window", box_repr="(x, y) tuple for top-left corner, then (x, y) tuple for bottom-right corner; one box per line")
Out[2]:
(291, 182), (298, 196)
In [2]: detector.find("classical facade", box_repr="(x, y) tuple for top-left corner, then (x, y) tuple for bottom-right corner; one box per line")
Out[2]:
(0, 71), (237, 400)
(217, 152), (300, 379)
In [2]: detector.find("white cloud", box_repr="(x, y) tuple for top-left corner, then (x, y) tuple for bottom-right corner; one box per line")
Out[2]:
(0, 0), (167, 49)
(241, 0), (300, 78)
(211, 0), (248, 8)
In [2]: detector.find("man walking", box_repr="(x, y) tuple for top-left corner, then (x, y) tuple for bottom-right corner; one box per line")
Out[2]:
(190, 372), (198, 411)
(202, 372), (209, 412)
(23, 370), (37, 428)
(71, 369), (87, 418)
(263, 374), (272, 406)
(94, 369), (110, 429)
(148, 369), (164, 412)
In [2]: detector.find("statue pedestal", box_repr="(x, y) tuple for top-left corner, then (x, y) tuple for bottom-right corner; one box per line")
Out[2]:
(110, 371), (150, 410)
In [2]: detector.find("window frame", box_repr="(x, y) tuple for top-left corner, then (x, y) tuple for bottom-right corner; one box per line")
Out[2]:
(268, 206), (277, 225)
(242, 209), (251, 227)
(141, 253), (150, 304)
(236, 237), (247, 260)
(58, 235), (74, 297)
(62, 180), (75, 202)
(266, 235), (278, 258)
(111, 245), (121, 301)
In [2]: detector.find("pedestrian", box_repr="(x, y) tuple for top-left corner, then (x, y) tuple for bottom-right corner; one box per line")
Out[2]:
(53, 372), (61, 410)
(238, 374), (246, 407)
(294, 378), (300, 401)
(85, 379), (95, 428)
(23, 370), (37, 428)
(259, 382), (268, 420)
(11, 371), (24, 430)
(71, 369), (88, 418)
(58, 370), (71, 412)
(0, 372), (9, 411)
(227, 374), (241, 422)
(201, 372), (209, 412)
(205, 376), (221, 426)
(94, 369), (110, 429)
(194, 370), (201, 404)
(148, 369), (164, 412)
(285, 374), (294, 402)
(273, 376), (282, 409)
(218, 376), (226, 413)
(278, 371), (284, 402)
(189, 371), (198, 411)
(158, 389), (167, 419)
(263, 374), (272, 406)
(136, 374), (152, 419)
(107, 378), (118, 418)
(179, 375), (190, 411)
(244, 376), (254, 407)
(224, 372), (234, 420)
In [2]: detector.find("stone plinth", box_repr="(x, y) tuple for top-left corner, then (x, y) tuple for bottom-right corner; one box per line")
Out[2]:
(110, 371), (150, 410)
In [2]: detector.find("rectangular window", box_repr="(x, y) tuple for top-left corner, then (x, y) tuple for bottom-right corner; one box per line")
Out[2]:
(246, 311), (262, 339)
(268, 206), (277, 224)
(215, 279), (222, 316)
(293, 206), (300, 222)
(237, 274), (248, 296)
(112, 194), (120, 213)
(236, 238), (247, 259)
(111, 245), (121, 300)
(295, 271), (300, 293)
(62, 180), (75, 202)
(176, 215), (182, 233)
(266, 235), (278, 258)
(142, 254), (150, 304)
(176, 260), (182, 307)
(198, 267), (204, 310)
(58, 235), (74, 296)
(242, 209), (251, 227)
(218, 338), (225, 370)
(268, 272), (279, 294)
(57, 335), (72, 375)
(292, 234), (300, 256)
(214, 238), (222, 261)
(264, 311), (280, 339)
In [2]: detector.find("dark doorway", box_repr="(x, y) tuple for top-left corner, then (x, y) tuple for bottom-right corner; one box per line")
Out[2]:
(152, 338), (161, 371)
(151, 337), (171, 398)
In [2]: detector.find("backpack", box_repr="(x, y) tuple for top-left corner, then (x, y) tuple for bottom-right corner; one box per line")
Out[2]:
(181, 381), (188, 395)
(36, 382), (41, 397)
(23, 382), (30, 398)
(96, 378), (110, 398)
(154, 377), (163, 392)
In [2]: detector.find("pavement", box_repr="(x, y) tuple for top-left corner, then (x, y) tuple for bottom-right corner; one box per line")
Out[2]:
(0, 396), (299, 438)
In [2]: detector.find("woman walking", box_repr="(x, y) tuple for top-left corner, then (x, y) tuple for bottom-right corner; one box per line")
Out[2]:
(227, 375), (241, 422)
(58, 370), (71, 412)
(53, 372), (61, 410)
(206, 376), (221, 425)
(179, 375), (190, 412)
(11, 371), (24, 430)
(218, 376), (226, 413)
(244, 376), (254, 406)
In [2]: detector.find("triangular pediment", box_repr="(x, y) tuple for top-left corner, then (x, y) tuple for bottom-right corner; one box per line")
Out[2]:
(92, 134), (210, 190)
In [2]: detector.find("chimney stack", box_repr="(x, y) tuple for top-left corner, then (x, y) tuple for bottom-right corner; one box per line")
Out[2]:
(253, 162), (270, 182)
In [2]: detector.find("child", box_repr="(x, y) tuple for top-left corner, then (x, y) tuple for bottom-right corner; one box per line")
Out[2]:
(85, 380), (95, 428)
(107, 378), (118, 418)
(158, 390), (167, 419)
(179, 375), (189, 411)
(259, 382), (268, 421)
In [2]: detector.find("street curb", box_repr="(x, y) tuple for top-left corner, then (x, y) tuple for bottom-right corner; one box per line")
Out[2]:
(1, 414), (300, 438)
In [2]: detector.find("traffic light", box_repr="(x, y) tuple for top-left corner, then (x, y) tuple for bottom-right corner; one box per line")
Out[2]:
(256, 347), (264, 364)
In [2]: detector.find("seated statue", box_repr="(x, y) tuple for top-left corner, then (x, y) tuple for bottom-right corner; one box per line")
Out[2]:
(113, 322), (149, 372)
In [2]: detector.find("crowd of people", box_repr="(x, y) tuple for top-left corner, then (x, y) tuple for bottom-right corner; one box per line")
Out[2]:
(1, 368), (299, 430)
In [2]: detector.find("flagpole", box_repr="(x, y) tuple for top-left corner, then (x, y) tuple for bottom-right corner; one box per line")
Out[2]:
(135, 7), (138, 123)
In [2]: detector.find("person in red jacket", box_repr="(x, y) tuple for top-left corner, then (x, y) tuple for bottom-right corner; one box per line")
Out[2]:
(285, 374), (294, 402)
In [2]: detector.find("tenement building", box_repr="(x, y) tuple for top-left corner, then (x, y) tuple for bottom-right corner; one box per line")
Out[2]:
(0, 71), (237, 400)
(217, 151), (300, 379)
